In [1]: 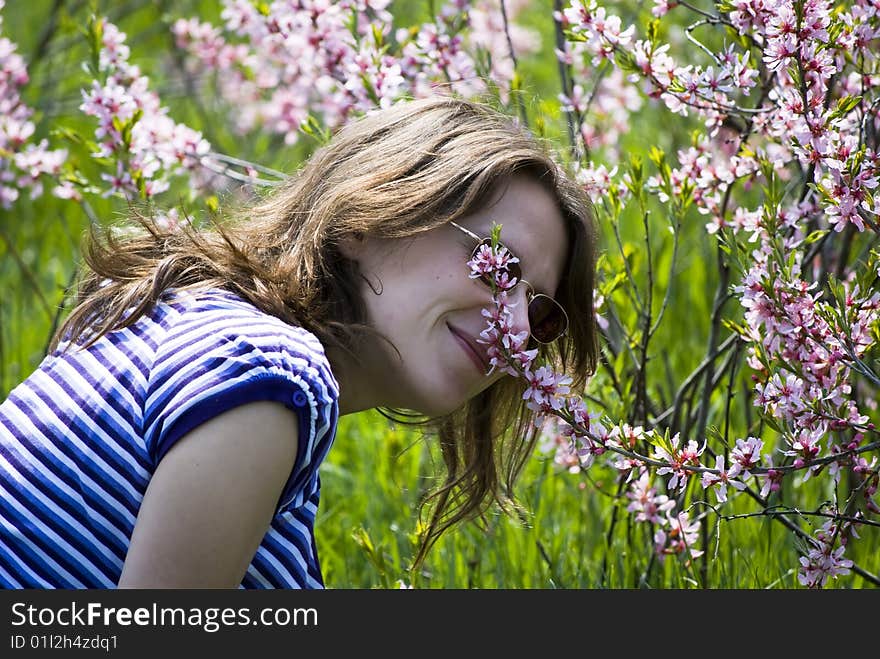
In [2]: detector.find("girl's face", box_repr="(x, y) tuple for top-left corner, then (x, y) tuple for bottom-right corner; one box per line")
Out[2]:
(345, 174), (568, 417)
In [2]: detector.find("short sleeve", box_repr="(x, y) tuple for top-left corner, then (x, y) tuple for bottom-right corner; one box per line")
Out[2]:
(142, 301), (339, 513)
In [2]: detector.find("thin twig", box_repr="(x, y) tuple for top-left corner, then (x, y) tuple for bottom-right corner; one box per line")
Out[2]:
(499, 0), (529, 127)
(199, 155), (285, 187)
(690, 497), (880, 587)
(208, 152), (289, 180)
(685, 20), (722, 64)
(635, 209), (654, 425)
(552, 0), (579, 161)
(610, 216), (644, 312)
(648, 213), (681, 337)
(599, 478), (627, 587)
(652, 333), (739, 428)
(721, 508), (880, 529)
(694, 245), (732, 445)
(535, 539), (564, 588)
(686, 342), (738, 434)
(676, 0), (722, 21)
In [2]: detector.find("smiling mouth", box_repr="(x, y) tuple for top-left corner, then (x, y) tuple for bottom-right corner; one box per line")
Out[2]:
(447, 323), (488, 375)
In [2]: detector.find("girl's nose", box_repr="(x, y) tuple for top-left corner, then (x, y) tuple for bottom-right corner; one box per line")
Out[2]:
(506, 280), (532, 340)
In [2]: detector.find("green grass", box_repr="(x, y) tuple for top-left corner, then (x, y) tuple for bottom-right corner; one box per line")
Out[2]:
(314, 410), (879, 589)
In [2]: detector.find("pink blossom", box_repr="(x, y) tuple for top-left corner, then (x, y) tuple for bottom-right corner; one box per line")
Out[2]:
(731, 437), (764, 477)
(467, 1), (880, 587)
(576, 163), (618, 198)
(468, 243), (520, 287)
(651, 0), (676, 18)
(700, 455), (747, 503)
(538, 418), (582, 473)
(0, 6), (67, 206)
(654, 511), (704, 560)
(175, 0), (534, 138)
(79, 18), (210, 200)
(653, 434), (704, 493)
(522, 366), (572, 414)
(759, 454), (784, 498)
(784, 427), (824, 471)
(797, 519), (853, 588)
(627, 472), (676, 523)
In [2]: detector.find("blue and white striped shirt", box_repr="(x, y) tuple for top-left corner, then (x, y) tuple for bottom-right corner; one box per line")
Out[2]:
(0, 288), (339, 588)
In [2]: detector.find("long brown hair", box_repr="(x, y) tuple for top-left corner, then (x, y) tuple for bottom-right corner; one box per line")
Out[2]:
(55, 95), (599, 570)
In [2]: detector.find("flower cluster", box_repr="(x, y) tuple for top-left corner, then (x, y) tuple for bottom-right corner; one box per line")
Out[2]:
(468, 230), (710, 566)
(78, 17), (211, 199)
(738, 253), (880, 436)
(469, 214), (876, 587)
(0, 0), (68, 207)
(797, 518), (855, 588)
(172, 0), (539, 144)
(543, 0), (880, 587)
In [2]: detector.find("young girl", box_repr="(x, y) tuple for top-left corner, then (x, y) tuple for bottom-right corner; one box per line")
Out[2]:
(0, 96), (598, 588)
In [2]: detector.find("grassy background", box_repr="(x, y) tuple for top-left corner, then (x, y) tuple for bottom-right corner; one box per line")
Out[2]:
(2, 0), (877, 588)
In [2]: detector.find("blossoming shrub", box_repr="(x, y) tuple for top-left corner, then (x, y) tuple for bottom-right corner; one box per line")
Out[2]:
(1, 0), (878, 587)
(539, 0), (879, 588)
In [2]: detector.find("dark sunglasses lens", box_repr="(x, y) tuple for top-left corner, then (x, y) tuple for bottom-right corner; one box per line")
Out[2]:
(505, 250), (522, 282)
(528, 294), (567, 343)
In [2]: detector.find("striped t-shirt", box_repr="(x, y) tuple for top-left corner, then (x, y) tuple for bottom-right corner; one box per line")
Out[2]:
(0, 288), (339, 588)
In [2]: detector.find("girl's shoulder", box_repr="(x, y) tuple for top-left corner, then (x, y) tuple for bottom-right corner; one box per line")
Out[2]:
(141, 287), (340, 511)
(150, 287), (338, 396)
(160, 286), (325, 347)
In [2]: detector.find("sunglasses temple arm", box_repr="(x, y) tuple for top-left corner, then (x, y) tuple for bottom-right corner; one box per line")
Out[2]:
(448, 220), (484, 243)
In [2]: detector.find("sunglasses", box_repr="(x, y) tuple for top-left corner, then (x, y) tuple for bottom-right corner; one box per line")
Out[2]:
(449, 221), (569, 345)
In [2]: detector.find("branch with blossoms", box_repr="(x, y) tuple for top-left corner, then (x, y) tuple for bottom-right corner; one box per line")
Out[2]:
(4, 1), (543, 216)
(534, 0), (880, 588)
(69, 15), (212, 202)
(170, 0), (540, 147)
(0, 0), (67, 208)
(469, 212), (879, 586)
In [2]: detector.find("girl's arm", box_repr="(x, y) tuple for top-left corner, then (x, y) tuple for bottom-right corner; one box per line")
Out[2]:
(118, 401), (299, 588)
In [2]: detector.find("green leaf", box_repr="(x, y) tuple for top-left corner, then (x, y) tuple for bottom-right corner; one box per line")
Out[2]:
(534, 114), (546, 138)
(647, 146), (665, 168)
(646, 19), (659, 43)
(351, 526), (375, 555)
(614, 50), (638, 76)
(360, 73), (380, 106)
(827, 19), (844, 45)
(600, 270), (629, 296)
(837, 94), (862, 114)
(85, 14), (103, 78)
(721, 318), (748, 337)
(372, 23), (384, 48)
(50, 126), (86, 145)
(626, 154), (644, 188)
(829, 95), (862, 121)
(489, 222), (503, 246)
(299, 114), (332, 144)
(803, 229), (828, 245)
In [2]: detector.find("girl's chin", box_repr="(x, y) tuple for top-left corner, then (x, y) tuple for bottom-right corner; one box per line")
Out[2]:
(405, 391), (470, 419)
(396, 366), (492, 417)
